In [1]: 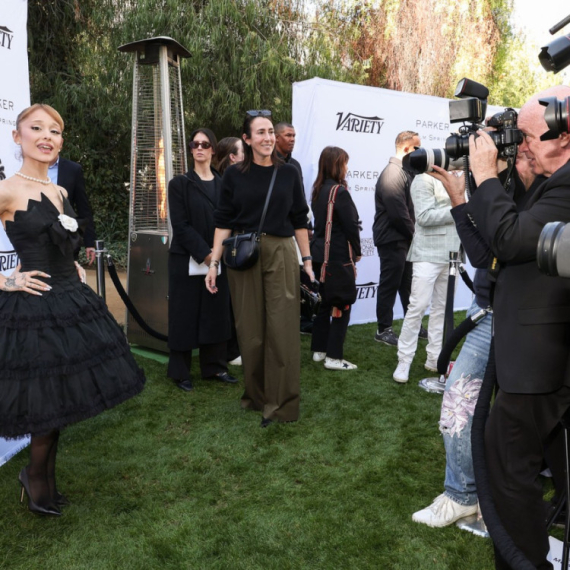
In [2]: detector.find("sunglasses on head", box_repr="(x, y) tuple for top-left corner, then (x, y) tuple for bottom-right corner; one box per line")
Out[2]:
(246, 109), (272, 118)
(189, 141), (212, 150)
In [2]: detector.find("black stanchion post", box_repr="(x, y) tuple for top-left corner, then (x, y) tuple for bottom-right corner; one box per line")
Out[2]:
(444, 251), (459, 342)
(95, 239), (108, 300)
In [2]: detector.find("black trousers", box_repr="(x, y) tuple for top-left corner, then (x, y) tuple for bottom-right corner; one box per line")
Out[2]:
(485, 385), (570, 570)
(376, 241), (412, 331)
(311, 262), (351, 360)
(167, 342), (227, 381)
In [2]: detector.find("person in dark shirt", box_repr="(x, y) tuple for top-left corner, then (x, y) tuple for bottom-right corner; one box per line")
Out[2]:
(275, 122), (304, 186)
(373, 130), (422, 346)
(206, 111), (313, 427)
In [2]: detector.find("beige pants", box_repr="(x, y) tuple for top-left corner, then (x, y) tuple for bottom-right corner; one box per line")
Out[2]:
(227, 235), (300, 422)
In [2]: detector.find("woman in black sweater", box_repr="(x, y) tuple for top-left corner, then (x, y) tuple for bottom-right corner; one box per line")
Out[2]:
(310, 146), (361, 370)
(206, 111), (313, 427)
(167, 128), (237, 391)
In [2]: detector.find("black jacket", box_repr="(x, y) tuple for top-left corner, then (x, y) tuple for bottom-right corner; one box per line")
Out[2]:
(57, 158), (96, 248)
(310, 180), (361, 263)
(467, 161), (570, 394)
(372, 157), (415, 246)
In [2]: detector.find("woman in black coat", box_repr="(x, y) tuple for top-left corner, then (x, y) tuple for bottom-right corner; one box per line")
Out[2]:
(167, 128), (237, 390)
(310, 146), (361, 371)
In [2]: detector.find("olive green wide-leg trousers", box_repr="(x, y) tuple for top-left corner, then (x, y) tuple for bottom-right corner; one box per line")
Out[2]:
(227, 235), (300, 422)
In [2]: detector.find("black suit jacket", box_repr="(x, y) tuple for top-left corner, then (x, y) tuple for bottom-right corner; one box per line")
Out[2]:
(467, 161), (570, 394)
(57, 158), (96, 248)
(372, 157), (415, 246)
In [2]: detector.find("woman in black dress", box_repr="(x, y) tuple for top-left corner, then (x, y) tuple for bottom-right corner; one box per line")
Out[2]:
(206, 111), (314, 427)
(167, 128), (237, 391)
(0, 104), (145, 516)
(310, 146), (361, 370)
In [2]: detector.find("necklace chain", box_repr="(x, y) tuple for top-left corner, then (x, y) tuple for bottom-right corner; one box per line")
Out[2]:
(15, 171), (52, 185)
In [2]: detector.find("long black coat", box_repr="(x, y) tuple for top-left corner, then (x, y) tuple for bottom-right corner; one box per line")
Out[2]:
(310, 179), (361, 264)
(467, 160), (570, 394)
(168, 169), (231, 351)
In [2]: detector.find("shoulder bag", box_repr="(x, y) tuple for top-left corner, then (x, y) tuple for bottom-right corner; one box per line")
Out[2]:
(320, 185), (357, 308)
(222, 167), (277, 271)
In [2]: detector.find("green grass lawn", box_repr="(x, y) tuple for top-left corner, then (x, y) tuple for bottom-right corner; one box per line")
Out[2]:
(0, 317), (503, 569)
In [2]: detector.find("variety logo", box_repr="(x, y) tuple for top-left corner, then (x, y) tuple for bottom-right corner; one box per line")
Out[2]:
(0, 250), (18, 273)
(355, 281), (378, 300)
(336, 112), (384, 134)
(0, 26), (13, 50)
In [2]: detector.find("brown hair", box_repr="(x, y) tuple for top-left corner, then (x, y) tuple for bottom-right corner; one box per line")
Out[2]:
(311, 146), (349, 203)
(216, 137), (242, 174)
(238, 114), (283, 173)
(16, 104), (64, 132)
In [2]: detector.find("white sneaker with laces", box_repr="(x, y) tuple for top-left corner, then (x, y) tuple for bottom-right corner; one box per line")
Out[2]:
(424, 360), (438, 372)
(412, 493), (478, 527)
(313, 352), (326, 362)
(393, 361), (410, 383)
(324, 357), (357, 370)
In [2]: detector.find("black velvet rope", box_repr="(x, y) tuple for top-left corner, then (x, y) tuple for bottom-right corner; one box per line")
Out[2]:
(459, 265), (474, 293)
(436, 317), (477, 375)
(105, 256), (168, 342)
(471, 341), (536, 570)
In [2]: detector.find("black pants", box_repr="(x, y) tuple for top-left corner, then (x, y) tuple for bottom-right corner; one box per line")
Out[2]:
(376, 241), (412, 331)
(311, 263), (351, 359)
(167, 342), (227, 381)
(485, 386), (570, 570)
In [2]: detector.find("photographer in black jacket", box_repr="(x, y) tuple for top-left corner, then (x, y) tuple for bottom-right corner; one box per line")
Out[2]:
(431, 85), (570, 570)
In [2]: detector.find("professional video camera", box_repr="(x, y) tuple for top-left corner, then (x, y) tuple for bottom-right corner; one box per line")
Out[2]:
(403, 78), (523, 175)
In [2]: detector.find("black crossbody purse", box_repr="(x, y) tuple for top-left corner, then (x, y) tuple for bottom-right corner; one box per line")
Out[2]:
(222, 167), (277, 271)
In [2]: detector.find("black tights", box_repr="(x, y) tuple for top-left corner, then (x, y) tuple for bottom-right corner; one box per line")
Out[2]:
(27, 429), (60, 506)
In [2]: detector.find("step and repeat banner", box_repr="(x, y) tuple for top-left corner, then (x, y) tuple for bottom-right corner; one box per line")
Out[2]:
(0, 0), (30, 466)
(293, 77), (501, 325)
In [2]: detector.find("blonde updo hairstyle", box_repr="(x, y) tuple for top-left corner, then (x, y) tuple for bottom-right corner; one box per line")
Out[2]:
(16, 104), (64, 132)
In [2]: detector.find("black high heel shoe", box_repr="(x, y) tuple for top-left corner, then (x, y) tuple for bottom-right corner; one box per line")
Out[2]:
(19, 468), (61, 517)
(53, 491), (70, 507)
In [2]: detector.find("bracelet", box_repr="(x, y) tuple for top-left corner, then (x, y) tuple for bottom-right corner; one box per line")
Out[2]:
(209, 260), (220, 268)
(302, 256), (312, 262)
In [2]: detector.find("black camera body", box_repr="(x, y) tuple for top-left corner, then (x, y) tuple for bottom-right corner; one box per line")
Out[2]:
(403, 79), (523, 175)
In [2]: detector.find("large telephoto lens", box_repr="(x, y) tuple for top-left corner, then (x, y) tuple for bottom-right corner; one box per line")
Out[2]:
(445, 133), (470, 159)
(539, 96), (570, 141)
(537, 221), (570, 277)
(402, 148), (463, 175)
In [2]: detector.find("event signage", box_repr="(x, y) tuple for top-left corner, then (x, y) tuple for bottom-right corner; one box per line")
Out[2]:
(292, 77), (502, 325)
(0, 0), (30, 467)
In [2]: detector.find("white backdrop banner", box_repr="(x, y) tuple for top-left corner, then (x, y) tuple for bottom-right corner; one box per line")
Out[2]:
(293, 77), (501, 325)
(0, 0), (30, 466)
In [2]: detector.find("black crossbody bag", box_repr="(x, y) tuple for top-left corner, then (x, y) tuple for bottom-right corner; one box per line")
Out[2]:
(222, 167), (277, 271)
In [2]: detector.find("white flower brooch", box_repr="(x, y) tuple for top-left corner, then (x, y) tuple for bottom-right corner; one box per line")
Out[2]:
(58, 214), (78, 232)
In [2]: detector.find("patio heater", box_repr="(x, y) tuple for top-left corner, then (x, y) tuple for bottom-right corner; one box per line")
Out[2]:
(118, 36), (190, 351)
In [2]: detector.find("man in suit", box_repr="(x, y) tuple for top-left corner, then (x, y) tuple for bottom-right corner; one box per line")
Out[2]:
(49, 156), (96, 263)
(392, 173), (460, 383)
(432, 85), (570, 570)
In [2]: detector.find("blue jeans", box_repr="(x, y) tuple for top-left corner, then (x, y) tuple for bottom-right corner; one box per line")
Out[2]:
(440, 300), (492, 506)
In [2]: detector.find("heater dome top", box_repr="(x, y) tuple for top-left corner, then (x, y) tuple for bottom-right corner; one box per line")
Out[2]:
(118, 36), (191, 59)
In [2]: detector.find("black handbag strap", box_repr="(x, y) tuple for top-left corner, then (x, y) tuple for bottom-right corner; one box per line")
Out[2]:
(257, 167), (278, 236)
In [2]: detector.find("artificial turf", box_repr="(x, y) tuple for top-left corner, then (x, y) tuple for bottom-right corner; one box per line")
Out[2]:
(0, 317), (550, 569)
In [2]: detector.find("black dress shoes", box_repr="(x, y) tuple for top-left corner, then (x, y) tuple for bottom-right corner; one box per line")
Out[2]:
(260, 417), (273, 428)
(176, 379), (194, 392)
(208, 372), (238, 384)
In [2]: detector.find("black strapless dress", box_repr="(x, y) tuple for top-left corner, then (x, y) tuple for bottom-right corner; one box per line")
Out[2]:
(0, 193), (145, 438)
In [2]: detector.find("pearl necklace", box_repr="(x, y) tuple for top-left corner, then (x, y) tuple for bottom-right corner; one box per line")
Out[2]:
(15, 171), (52, 185)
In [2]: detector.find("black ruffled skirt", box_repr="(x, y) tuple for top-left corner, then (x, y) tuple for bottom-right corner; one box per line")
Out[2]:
(0, 276), (145, 438)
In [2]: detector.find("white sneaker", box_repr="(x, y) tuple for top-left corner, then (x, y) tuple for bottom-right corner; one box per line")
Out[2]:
(412, 493), (478, 527)
(425, 360), (438, 372)
(228, 356), (242, 366)
(393, 361), (410, 383)
(324, 357), (357, 370)
(313, 352), (326, 362)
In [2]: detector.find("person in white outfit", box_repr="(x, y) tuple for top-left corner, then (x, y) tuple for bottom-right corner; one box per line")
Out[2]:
(393, 173), (461, 383)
